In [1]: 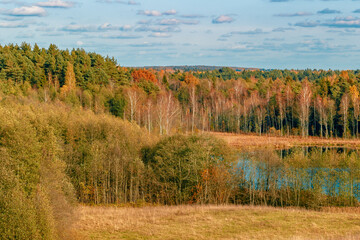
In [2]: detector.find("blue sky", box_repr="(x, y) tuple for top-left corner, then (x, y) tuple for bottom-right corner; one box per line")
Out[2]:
(0, 0), (360, 69)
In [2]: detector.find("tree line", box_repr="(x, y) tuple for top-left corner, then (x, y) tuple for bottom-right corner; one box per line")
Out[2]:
(1, 43), (360, 138)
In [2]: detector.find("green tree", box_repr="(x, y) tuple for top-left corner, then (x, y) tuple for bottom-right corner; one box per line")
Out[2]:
(142, 134), (234, 204)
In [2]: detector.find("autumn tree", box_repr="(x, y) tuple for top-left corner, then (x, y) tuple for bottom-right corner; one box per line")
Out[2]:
(60, 62), (76, 98)
(327, 98), (336, 137)
(350, 85), (360, 137)
(156, 91), (180, 135)
(299, 80), (312, 137)
(124, 86), (142, 122)
(145, 97), (154, 133)
(131, 68), (157, 83)
(184, 73), (199, 133)
(232, 80), (246, 133)
(284, 82), (295, 135)
(340, 92), (350, 138)
(249, 90), (266, 135)
(274, 79), (286, 135)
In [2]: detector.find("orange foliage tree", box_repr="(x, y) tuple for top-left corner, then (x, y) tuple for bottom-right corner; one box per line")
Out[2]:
(131, 68), (157, 83)
(191, 162), (239, 205)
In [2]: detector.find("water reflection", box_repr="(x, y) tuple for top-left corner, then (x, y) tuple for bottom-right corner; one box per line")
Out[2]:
(236, 147), (360, 206)
(277, 146), (360, 158)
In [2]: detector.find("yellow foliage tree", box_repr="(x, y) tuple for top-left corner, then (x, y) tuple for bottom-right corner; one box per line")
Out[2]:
(349, 85), (360, 136)
(61, 62), (76, 95)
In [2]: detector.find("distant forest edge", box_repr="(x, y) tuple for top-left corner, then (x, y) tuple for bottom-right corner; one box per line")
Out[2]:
(1, 43), (360, 137)
(138, 65), (262, 72)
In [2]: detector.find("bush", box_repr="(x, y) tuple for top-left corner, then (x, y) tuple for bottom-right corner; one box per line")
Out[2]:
(142, 134), (235, 204)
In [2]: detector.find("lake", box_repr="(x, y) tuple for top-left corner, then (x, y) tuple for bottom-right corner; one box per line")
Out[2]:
(236, 147), (360, 206)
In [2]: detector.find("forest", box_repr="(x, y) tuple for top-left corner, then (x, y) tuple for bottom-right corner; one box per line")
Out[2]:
(1, 43), (360, 138)
(1, 43), (360, 239)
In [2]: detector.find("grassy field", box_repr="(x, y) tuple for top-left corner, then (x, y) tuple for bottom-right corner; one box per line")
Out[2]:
(75, 205), (360, 240)
(211, 132), (360, 149)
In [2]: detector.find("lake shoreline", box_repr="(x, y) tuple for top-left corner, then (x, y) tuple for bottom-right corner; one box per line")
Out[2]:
(211, 132), (360, 149)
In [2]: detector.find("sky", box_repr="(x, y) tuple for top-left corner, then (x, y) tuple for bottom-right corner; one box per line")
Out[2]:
(0, 0), (360, 69)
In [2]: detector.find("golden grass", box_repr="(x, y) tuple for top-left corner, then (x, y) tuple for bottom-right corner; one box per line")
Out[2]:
(75, 205), (360, 240)
(210, 132), (360, 149)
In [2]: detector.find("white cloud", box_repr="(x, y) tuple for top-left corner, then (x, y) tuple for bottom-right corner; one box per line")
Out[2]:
(138, 9), (178, 17)
(99, 23), (132, 31)
(99, 23), (117, 30)
(61, 24), (96, 32)
(119, 24), (132, 31)
(323, 16), (360, 28)
(275, 12), (313, 17)
(149, 32), (171, 38)
(163, 9), (177, 15)
(137, 19), (152, 25)
(105, 33), (142, 39)
(158, 18), (181, 25)
(138, 10), (162, 17)
(156, 18), (199, 26)
(97, 0), (140, 5)
(0, 21), (27, 28)
(37, 0), (74, 8)
(60, 23), (133, 33)
(6, 6), (46, 17)
(212, 15), (234, 24)
(126, 0), (140, 5)
(135, 25), (181, 33)
(221, 29), (267, 38)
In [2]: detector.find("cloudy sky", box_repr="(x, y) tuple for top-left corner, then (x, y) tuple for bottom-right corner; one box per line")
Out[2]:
(0, 0), (360, 69)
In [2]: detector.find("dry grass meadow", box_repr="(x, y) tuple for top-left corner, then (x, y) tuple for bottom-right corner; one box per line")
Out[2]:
(75, 205), (360, 240)
(211, 132), (360, 149)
